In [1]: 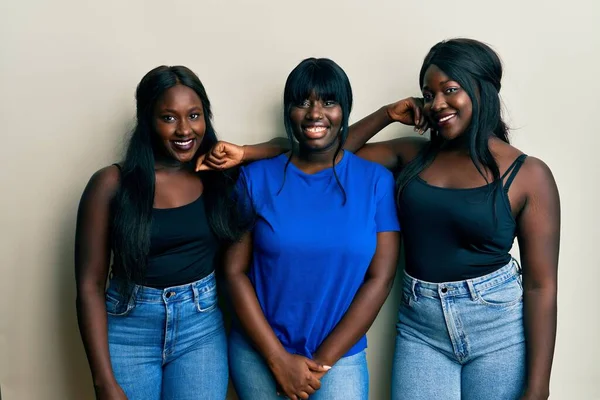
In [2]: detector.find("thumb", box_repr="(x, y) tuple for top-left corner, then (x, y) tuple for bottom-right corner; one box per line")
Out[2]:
(195, 153), (207, 172)
(306, 358), (331, 372)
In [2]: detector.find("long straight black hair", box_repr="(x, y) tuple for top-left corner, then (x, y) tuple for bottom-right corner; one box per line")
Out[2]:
(111, 66), (248, 283)
(397, 39), (510, 200)
(280, 57), (353, 202)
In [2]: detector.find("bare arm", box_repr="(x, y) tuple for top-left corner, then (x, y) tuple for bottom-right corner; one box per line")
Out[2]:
(243, 137), (291, 162)
(345, 98), (429, 170)
(197, 97), (426, 172)
(516, 158), (560, 400)
(312, 231), (400, 367)
(344, 106), (395, 152)
(74, 166), (126, 398)
(196, 137), (290, 171)
(223, 232), (326, 400)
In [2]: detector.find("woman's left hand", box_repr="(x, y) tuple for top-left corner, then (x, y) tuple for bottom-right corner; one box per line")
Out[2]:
(195, 141), (245, 171)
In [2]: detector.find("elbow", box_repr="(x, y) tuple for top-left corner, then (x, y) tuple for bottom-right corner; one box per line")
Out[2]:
(366, 272), (396, 297)
(223, 268), (247, 288)
(76, 278), (106, 307)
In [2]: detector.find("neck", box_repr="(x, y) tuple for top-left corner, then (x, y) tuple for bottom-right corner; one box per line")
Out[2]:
(440, 133), (471, 155)
(295, 138), (342, 166)
(154, 152), (191, 173)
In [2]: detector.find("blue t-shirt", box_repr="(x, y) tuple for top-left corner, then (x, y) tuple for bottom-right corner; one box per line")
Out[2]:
(237, 151), (400, 358)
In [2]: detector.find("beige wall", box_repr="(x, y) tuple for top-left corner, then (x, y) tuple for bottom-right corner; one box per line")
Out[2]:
(1, 0), (598, 399)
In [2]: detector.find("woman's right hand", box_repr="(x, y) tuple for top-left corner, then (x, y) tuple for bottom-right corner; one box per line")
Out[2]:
(95, 383), (128, 400)
(268, 352), (328, 400)
(386, 97), (430, 135)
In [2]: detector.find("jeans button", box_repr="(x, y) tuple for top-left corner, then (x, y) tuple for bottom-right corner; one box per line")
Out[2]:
(441, 287), (448, 293)
(166, 291), (176, 298)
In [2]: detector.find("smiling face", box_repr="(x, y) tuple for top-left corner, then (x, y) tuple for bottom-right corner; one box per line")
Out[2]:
(153, 84), (205, 163)
(289, 91), (343, 152)
(422, 64), (473, 141)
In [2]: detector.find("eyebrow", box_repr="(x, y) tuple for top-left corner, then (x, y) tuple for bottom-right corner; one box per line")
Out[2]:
(162, 107), (202, 114)
(422, 80), (452, 90)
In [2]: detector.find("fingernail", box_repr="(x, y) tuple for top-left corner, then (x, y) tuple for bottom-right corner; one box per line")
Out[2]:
(324, 365), (332, 370)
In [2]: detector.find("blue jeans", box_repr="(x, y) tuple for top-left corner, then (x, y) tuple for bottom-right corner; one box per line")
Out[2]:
(106, 272), (228, 400)
(392, 260), (526, 400)
(228, 330), (368, 400)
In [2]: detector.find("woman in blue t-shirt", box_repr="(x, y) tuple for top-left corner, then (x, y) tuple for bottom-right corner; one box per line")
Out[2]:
(223, 58), (401, 400)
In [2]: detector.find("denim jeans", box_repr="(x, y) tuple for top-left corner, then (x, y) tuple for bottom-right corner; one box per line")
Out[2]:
(106, 272), (228, 400)
(392, 260), (526, 400)
(228, 330), (369, 400)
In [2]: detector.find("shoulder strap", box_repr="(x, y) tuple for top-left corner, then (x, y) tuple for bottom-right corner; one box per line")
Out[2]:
(112, 163), (122, 171)
(502, 154), (527, 192)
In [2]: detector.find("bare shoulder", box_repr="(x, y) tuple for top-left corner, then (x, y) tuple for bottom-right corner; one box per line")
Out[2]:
(510, 151), (559, 205)
(520, 156), (557, 191)
(83, 164), (121, 201)
(355, 135), (428, 171)
(390, 136), (429, 165)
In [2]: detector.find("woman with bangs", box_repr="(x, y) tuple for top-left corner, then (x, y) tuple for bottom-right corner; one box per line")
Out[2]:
(223, 58), (401, 400)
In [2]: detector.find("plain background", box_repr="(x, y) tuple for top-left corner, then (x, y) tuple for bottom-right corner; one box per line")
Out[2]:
(1, 0), (598, 399)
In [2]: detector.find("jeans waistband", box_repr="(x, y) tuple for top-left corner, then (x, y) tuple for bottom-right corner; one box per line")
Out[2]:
(403, 259), (521, 300)
(109, 271), (216, 304)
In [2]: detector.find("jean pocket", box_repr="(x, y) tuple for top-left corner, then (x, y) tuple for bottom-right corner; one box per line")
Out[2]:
(195, 282), (218, 312)
(477, 275), (523, 308)
(105, 288), (135, 316)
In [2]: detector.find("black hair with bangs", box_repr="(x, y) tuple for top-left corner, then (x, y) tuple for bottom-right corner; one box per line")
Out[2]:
(280, 57), (353, 203)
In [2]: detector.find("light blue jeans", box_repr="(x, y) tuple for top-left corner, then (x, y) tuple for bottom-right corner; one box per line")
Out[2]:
(392, 260), (526, 400)
(106, 272), (228, 400)
(229, 330), (369, 400)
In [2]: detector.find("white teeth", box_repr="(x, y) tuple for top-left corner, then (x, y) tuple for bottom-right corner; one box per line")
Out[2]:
(174, 139), (193, 145)
(305, 127), (327, 133)
(439, 114), (456, 122)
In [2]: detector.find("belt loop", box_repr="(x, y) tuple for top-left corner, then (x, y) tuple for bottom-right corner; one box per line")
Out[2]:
(512, 257), (522, 274)
(466, 280), (477, 301)
(127, 284), (139, 309)
(411, 279), (418, 301)
(191, 282), (200, 309)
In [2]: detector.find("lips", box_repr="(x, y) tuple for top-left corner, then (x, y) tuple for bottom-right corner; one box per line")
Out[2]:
(171, 138), (195, 151)
(302, 125), (329, 139)
(435, 113), (457, 127)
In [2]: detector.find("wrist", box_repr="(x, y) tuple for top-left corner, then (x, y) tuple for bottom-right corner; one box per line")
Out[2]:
(93, 375), (118, 390)
(240, 145), (250, 163)
(382, 104), (396, 125)
(265, 346), (288, 370)
(312, 350), (336, 367)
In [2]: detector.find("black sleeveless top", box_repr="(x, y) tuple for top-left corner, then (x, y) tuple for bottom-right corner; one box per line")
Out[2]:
(112, 165), (218, 288)
(144, 195), (218, 288)
(398, 154), (527, 282)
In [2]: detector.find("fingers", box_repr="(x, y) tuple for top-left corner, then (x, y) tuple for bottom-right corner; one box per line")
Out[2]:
(308, 373), (322, 391)
(412, 100), (422, 127)
(205, 153), (228, 166)
(414, 121), (429, 135)
(305, 358), (331, 372)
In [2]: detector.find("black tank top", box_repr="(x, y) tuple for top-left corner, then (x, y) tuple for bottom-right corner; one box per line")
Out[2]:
(398, 154), (527, 282)
(144, 195), (218, 288)
(112, 165), (218, 288)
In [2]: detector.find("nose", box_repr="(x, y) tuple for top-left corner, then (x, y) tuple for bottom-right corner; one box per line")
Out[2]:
(431, 93), (447, 113)
(177, 118), (192, 135)
(306, 102), (323, 120)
